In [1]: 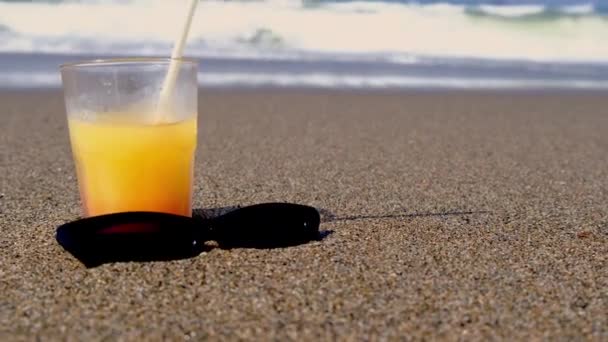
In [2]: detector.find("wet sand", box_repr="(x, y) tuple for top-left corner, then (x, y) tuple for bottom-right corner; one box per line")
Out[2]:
(1, 89), (606, 340)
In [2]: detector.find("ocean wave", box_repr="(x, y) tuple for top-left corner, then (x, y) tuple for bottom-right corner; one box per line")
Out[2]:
(561, 4), (597, 15)
(467, 3), (602, 20)
(473, 5), (547, 18)
(199, 72), (608, 89)
(0, 0), (607, 63)
(470, 3), (599, 17)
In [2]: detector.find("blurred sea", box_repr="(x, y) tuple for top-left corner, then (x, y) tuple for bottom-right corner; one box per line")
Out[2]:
(1, 0), (608, 89)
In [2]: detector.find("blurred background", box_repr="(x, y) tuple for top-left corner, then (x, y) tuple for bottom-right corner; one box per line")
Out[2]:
(1, 0), (607, 89)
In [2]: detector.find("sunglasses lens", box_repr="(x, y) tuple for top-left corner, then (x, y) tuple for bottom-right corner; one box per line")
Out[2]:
(212, 203), (321, 248)
(56, 212), (200, 267)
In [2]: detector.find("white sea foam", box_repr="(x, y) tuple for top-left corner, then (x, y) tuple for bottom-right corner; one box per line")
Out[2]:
(199, 72), (608, 89)
(561, 4), (596, 15)
(0, 71), (60, 88)
(0, 0), (607, 63)
(3, 70), (608, 90)
(476, 5), (547, 17)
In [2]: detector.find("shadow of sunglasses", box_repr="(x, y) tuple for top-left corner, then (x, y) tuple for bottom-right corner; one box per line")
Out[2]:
(56, 202), (322, 267)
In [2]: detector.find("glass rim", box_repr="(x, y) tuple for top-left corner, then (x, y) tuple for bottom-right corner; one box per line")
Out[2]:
(60, 57), (198, 70)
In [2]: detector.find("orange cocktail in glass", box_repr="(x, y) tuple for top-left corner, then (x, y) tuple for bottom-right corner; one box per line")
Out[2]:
(61, 58), (198, 217)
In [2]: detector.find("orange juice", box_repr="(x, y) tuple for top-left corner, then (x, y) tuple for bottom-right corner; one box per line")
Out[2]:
(68, 115), (197, 217)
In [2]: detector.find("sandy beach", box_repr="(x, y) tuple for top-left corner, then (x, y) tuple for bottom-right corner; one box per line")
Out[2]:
(0, 89), (606, 340)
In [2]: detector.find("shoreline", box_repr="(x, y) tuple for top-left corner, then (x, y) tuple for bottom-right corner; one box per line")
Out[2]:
(3, 86), (608, 95)
(3, 51), (608, 90)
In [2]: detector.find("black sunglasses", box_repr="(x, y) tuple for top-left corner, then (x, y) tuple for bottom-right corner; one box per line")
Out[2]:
(56, 202), (321, 267)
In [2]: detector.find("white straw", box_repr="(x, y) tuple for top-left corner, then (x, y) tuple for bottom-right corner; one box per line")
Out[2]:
(156, 0), (199, 122)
